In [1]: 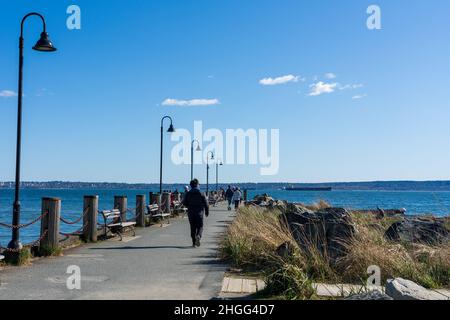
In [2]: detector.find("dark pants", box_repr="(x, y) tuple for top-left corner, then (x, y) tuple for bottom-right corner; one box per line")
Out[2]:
(234, 200), (240, 209)
(188, 211), (204, 244)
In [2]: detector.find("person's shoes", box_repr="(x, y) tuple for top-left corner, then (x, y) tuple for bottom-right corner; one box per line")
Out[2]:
(195, 237), (201, 247)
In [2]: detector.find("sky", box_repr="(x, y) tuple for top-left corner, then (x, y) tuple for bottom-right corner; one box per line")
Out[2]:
(0, 0), (450, 184)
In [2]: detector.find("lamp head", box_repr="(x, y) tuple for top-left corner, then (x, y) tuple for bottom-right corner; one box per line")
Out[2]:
(196, 145), (202, 152)
(33, 32), (57, 52)
(167, 124), (175, 133)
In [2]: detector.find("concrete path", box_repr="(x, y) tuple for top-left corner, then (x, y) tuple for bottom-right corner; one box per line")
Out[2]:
(221, 276), (450, 300)
(0, 204), (233, 300)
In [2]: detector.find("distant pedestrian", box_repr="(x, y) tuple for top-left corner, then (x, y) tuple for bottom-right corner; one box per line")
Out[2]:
(182, 179), (209, 247)
(182, 186), (189, 202)
(225, 185), (234, 211)
(232, 187), (242, 211)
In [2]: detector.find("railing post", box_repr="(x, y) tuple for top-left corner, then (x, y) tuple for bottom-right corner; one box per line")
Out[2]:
(162, 192), (171, 213)
(136, 195), (146, 228)
(151, 193), (162, 208)
(40, 197), (61, 251)
(244, 189), (248, 202)
(83, 195), (98, 242)
(114, 196), (128, 222)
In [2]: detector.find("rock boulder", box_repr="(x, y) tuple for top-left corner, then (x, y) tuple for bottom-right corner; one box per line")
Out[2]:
(385, 278), (449, 300)
(283, 206), (356, 263)
(345, 290), (393, 300)
(385, 218), (449, 245)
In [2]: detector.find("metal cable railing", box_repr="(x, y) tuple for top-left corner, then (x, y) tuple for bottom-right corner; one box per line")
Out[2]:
(0, 230), (48, 253)
(0, 210), (48, 230)
(59, 206), (90, 225)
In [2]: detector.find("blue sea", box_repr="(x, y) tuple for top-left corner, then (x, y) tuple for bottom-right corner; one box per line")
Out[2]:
(1, 188), (450, 245)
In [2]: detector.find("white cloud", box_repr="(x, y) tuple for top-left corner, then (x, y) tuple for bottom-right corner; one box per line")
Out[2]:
(308, 82), (337, 96)
(36, 88), (54, 97)
(0, 90), (18, 98)
(325, 73), (337, 79)
(259, 74), (302, 86)
(339, 83), (364, 90)
(162, 98), (220, 107)
(352, 94), (367, 100)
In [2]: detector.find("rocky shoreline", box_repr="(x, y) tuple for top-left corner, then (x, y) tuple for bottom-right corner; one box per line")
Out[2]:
(247, 194), (449, 248)
(243, 194), (450, 300)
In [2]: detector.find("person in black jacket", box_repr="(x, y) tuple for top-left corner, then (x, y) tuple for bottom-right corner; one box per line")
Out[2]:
(225, 185), (234, 211)
(182, 179), (209, 247)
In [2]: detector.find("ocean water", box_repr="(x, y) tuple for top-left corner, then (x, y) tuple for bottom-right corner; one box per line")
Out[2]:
(1, 188), (450, 245)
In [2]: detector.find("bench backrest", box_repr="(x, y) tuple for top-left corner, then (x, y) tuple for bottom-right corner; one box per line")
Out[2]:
(100, 209), (121, 220)
(147, 204), (159, 212)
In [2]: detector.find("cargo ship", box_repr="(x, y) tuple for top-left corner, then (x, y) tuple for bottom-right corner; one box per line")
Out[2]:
(283, 186), (332, 191)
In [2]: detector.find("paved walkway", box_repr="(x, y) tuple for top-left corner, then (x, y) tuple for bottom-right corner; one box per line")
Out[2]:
(220, 276), (450, 300)
(0, 204), (233, 300)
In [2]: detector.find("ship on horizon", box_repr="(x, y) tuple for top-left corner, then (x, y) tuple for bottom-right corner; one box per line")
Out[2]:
(283, 185), (333, 192)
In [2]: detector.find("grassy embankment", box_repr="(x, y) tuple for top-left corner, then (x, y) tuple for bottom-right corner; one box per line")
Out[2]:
(220, 203), (450, 300)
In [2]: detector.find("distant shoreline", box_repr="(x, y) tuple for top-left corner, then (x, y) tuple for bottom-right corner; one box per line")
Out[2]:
(1, 180), (450, 192)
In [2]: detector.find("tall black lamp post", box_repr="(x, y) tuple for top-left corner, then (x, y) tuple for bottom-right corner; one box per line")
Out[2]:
(216, 159), (223, 191)
(8, 12), (57, 251)
(159, 116), (175, 194)
(190, 139), (201, 181)
(206, 151), (214, 196)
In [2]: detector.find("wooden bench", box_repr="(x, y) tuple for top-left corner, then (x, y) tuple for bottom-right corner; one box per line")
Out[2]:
(209, 195), (218, 207)
(146, 204), (171, 226)
(99, 209), (136, 241)
(172, 200), (187, 217)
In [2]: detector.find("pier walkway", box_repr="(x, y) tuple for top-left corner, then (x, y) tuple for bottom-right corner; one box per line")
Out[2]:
(0, 203), (233, 300)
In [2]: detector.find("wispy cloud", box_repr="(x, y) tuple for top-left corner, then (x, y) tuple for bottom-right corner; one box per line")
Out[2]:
(259, 74), (302, 86)
(352, 94), (367, 100)
(339, 83), (364, 90)
(309, 82), (338, 96)
(36, 88), (55, 97)
(325, 73), (337, 79)
(0, 90), (18, 98)
(162, 98), (220, 107)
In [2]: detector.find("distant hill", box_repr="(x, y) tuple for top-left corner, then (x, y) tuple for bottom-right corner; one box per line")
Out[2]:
(1, 181), (450, 191)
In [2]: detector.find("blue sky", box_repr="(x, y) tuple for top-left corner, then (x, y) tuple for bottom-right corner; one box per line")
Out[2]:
(1, 0), (450, 184)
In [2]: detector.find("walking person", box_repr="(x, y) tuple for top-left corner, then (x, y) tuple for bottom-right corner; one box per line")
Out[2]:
(232, 187), (242, 211)
(225, 185), (234, 211)
(182, 185), (189, 202)
(182, 179), (209, 247)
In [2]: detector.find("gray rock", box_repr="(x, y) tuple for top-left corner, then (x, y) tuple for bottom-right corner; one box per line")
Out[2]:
(385, 278), (449, 300)
(268, 200), (288, 211)
(346, 290), (393, 300)
(385, 218), (449, 245)
(283, 206), (356, 263)
(275, 241), (295, 258)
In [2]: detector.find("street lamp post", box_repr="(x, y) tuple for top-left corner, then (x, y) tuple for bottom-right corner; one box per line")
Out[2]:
(216, 159), (223, 191)
(159, 116), (175, 194)
(190, 139), (201, 182)
(8, 12), (57, 252)
(206, 151), (214, 196)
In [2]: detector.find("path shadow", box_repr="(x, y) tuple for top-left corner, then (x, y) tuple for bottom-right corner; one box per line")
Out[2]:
(89, 245), (193, 250)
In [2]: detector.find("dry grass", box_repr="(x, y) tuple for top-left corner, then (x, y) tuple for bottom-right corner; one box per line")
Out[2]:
(339, 212), (450, 288)
(221, 205), (450, 297)
(220, 206), (293, 268)
(305, 200), (332, 211)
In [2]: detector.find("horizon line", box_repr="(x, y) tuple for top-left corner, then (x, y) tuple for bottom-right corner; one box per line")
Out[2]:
(2, 180), (450, 185)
